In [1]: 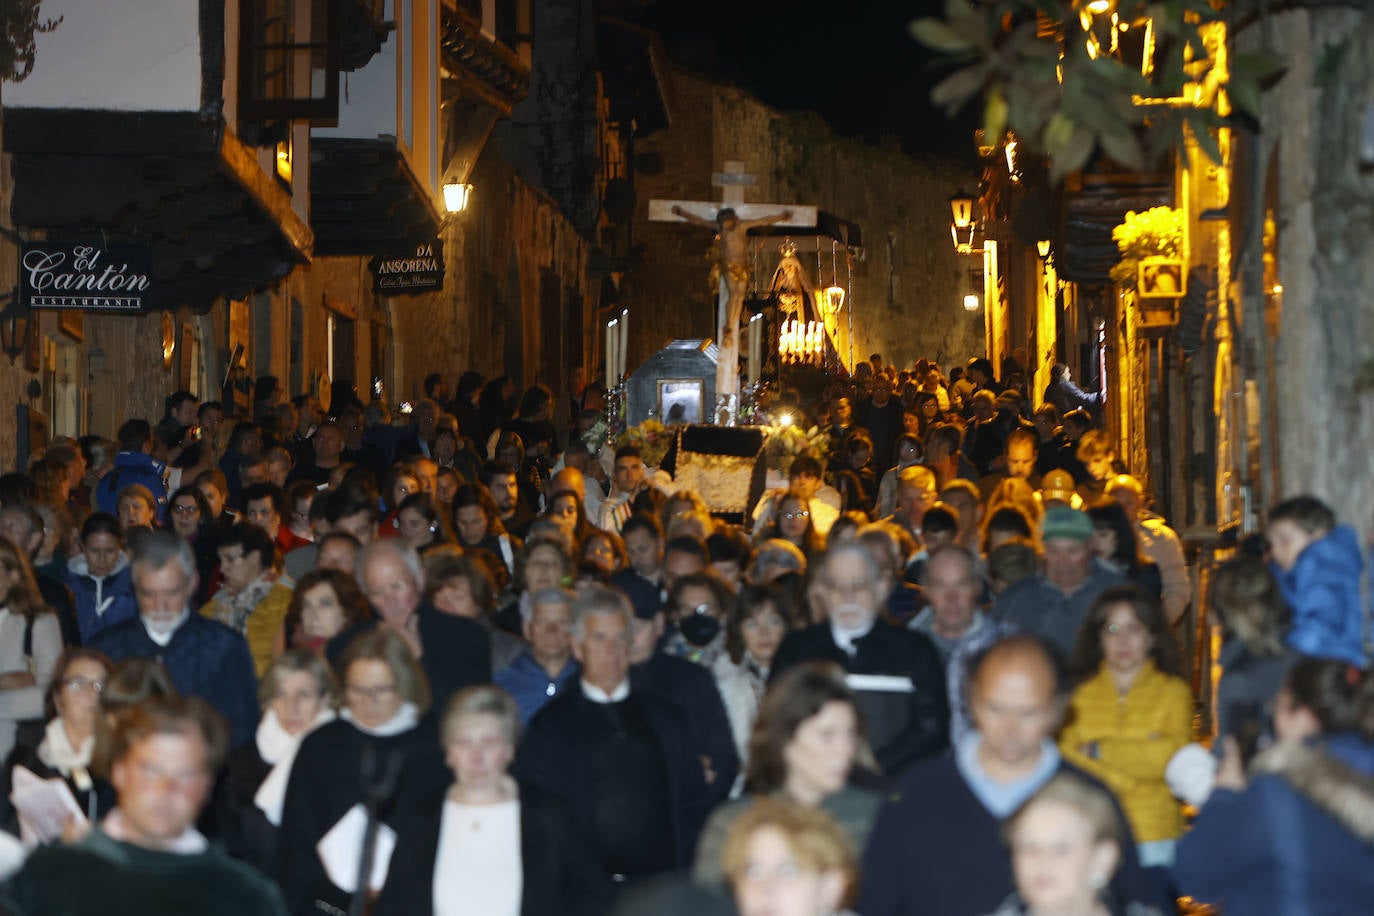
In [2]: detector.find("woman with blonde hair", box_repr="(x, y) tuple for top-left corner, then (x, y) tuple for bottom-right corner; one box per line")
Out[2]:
(221, 649), (337, 869)
(721, 797), (858, 916)
(375, 685), (608, 915)
(984, 772), (1167, 915)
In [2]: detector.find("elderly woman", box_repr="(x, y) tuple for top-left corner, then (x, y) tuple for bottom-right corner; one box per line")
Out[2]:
(424, 547), (526, 672)
(2, 649), (115, 838)
(495, 538), (571, 636)
(200, 522), (292, 678)
(662, 571), (733, 668)
(275, 628), (447, 916)
(984, 773), (1169, 916)
(221, 649), (337, 869)
(375, 686), (608, 916)
(281, 568), (373, 655)
(692, 661), (881, 889)
(579, 528), (626, 578)
(713, 586), (793, 784)
(0, 540), (64, 768)
(722, 798), (858, 916)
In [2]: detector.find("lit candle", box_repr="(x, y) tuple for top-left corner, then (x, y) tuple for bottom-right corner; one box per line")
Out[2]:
(619, 308), (629, 380)
(606, 320), (617, 389)
(747, 314), (761, 385)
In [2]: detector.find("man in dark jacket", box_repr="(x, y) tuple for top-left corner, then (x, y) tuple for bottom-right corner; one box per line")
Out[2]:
(514, 586), (709, 892)
(89, 531), (259, 748)
(860, 633), (1170, 916)
(326, 540), (491, 710)
(770, 543), (949, 777)
(2, 695), (288, 916)
(94, 419), (169, 522)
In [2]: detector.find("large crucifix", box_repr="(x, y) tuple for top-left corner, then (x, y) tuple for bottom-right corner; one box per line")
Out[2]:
(650, 161), (817, 422)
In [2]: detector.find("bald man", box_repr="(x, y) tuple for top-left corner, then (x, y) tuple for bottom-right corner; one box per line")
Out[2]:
(861, 634), (1169, 916)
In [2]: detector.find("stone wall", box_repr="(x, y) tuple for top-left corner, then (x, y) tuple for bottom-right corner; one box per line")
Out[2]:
(631, 69), (984, 377)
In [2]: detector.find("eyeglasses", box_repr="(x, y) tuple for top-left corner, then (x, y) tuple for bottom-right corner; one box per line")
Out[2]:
(345, 684), (398, 702)
(171, 504), (200, 515)
(678, 602), (715, 617)
(62, 677), (104, 694)
(781, 510), (810, 520)
(1102, 621), (1148, 638)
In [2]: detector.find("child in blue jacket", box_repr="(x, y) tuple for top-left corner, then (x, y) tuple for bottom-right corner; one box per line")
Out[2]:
(1267, 495), (1366, 666)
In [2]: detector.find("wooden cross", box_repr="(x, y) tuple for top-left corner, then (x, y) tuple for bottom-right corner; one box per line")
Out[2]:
(650, 161), (817, 421)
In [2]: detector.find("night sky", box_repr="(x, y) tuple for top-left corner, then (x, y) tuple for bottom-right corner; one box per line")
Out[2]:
(628, 0), (979, 164)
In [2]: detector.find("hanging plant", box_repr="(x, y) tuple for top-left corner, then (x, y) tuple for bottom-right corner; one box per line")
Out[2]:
(1110, 207), (1184, 291)
(0, 1), (60, 83)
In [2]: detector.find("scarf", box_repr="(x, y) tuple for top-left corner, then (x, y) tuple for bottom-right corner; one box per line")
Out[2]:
(36, 717), (94, 788)
(210, 573), (276, 634)
(341, 702), (419, 737)
(254, 707), (336, 826)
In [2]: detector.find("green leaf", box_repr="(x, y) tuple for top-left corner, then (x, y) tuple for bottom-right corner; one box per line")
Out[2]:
(1186, 113), (1222, 165)
(1099, 128), (1145, 172)
(983, 87), (1008, 144)
(932, 64), (990, 110)
(1232, 50), (1288, 84)
(1049, 125), (1096, 182)
(1228, 78), (1262, 119)
(910, 18), (977, 53)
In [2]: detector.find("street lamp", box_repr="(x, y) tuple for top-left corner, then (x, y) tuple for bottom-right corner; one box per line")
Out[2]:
(949, 190), (977, 254)
(443, 182), (473, 213)
(0, 296), (29, 365)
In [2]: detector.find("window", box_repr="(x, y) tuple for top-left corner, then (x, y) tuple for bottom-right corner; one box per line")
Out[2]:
(239, 0), (340, 125)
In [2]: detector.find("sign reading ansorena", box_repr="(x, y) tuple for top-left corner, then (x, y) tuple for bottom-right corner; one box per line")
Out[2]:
(20, 242), (153, 311)
(369, 241), (445, 294)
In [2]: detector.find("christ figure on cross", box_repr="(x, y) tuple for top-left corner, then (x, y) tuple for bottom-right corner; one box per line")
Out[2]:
(671, 204), (792, 416)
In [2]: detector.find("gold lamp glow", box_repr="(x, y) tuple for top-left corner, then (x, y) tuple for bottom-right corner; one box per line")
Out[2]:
(443, 182), (473, 213)
(962, 293), (980, 312)
(949, 190), (977, 254)
(823, 285), (846, 315)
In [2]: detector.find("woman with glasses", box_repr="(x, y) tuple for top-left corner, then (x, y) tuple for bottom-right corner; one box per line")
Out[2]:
(754, 496), (823, 561)
(2, 649), (114, 838)
(167, 485), (219, 605)
(275, 628), (447, 916)
(220, 649), (337, 870)
(1059, 586), (1192, 867)
(0, 539), (64, 768)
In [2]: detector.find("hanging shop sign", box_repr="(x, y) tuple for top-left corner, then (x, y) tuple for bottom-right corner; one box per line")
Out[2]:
(19, 242), (153, 311)
(369, 240), (445, 294)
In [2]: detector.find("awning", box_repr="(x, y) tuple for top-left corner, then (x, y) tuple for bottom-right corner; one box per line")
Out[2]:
(1058, 173), (1173, 285)
(309, 138), (441, 257)
(5, 109), (312, 313)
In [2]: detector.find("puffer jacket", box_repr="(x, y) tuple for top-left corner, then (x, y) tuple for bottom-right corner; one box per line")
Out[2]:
(1174, 733), (1374, 914)
(1275, 524), (1366, 666)
(62, 553), (138, 643)
(1059, 662), (1193, 843)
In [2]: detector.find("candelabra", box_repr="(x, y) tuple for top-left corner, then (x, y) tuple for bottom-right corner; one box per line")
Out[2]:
(605, 379), (627, 443)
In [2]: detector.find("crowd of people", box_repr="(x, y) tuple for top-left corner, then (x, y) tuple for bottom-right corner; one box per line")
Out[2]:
(0, 356), (1367, 916)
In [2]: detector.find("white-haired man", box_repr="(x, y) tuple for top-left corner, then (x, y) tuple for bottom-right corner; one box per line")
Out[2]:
(514, 586), (709, 894)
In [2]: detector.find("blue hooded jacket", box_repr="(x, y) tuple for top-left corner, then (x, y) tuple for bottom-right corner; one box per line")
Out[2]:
(92, 451), (168, 522)
(62, 552), (139, 644)
(1274, 524), (1366, 666)
(1175, 733), (1374, 914)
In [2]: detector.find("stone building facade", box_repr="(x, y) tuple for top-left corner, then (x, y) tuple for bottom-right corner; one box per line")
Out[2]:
(629, 68), (984, 376)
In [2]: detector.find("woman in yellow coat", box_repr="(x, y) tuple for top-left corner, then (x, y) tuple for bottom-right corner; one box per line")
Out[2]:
(200, 522), (294, 678)
(1060, 584), (1193, 868)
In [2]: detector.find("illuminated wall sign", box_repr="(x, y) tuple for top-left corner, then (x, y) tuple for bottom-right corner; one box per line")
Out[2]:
(369, 240), (445, 294)
(20, 242), (152, 311)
